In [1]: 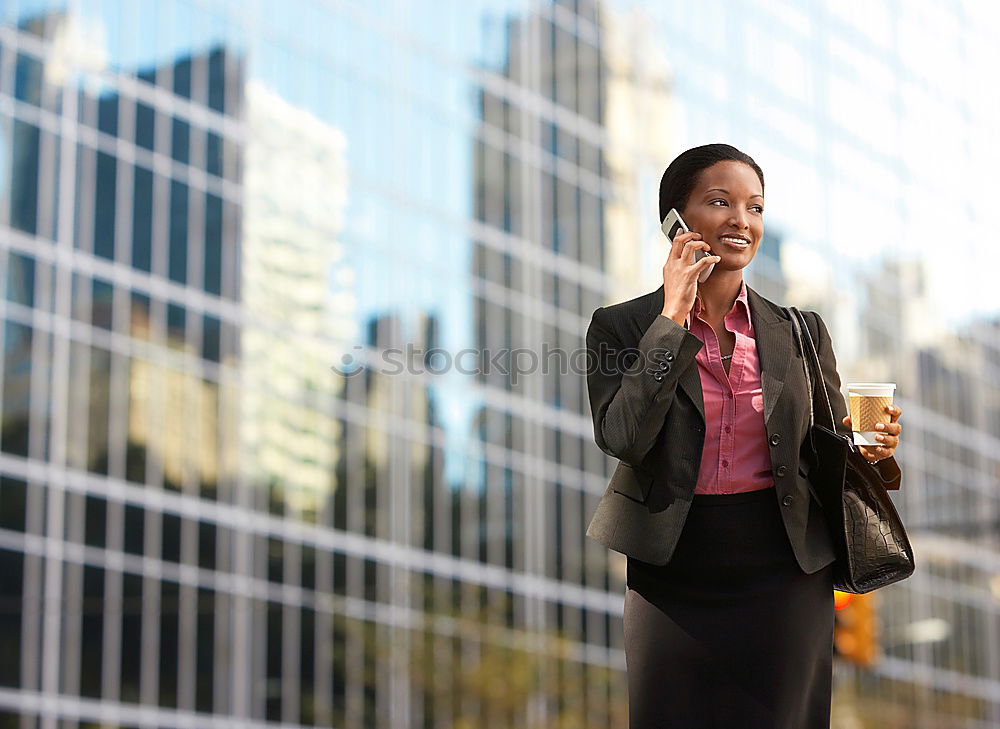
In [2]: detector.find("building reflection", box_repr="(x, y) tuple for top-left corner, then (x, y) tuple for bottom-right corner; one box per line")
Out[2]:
(241, 80), (348, 522)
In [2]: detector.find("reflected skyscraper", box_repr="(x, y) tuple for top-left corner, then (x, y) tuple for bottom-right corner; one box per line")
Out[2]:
(242, 80), (349, 519)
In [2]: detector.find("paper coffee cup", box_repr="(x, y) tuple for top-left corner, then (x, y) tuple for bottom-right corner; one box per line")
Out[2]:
(846, 383), (896, 447)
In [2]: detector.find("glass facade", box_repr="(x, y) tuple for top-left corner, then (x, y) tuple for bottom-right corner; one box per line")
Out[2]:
(0, 1), (997, 728)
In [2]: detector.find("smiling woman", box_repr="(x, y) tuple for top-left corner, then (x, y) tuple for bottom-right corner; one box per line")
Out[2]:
(584, 143), (903, 729)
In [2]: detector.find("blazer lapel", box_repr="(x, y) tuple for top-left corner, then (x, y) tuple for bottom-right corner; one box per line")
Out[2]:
(746, 285), (792, 426)
(638, 283), (792, 427)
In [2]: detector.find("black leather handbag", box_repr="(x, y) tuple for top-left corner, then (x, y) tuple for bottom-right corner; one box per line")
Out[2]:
(788, 306), (915, 594)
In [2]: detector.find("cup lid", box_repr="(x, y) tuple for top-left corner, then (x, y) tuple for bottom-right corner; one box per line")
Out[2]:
(847, 382), (896, 392)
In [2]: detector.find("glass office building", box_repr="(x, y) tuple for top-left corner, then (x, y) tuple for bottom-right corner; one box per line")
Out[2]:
(1, 1), (998, 728)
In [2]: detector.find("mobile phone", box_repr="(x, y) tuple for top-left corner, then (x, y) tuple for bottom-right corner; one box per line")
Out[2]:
(661, 208), (715, 283)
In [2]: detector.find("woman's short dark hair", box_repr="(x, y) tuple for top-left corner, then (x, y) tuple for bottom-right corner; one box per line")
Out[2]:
(658, 143), (764, 223)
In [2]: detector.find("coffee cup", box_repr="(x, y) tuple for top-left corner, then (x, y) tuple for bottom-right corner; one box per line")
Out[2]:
(846, 383), (896, 447)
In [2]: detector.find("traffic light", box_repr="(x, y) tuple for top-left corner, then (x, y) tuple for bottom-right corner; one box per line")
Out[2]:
(833, 590), (878, 667)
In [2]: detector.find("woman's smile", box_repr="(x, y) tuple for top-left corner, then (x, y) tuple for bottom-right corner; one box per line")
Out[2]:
(719, 235), (751, 249)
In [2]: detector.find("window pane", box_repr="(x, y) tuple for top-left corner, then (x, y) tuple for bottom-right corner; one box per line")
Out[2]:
(203, 192), (222, 295)
(93, 152), (117, 260)
(135, 102), (155, 151)
(169, 181), (189, 283)
(14, 52), (42, 105)
(0, 549), (23, 687)
(132, 166), (153, 271)
(171, 117), (190, 164)
(1, 321), (32, 456)
(9, 121), (39, 234)
(0, 477), (27, 532)
(5, 252), (35, 307)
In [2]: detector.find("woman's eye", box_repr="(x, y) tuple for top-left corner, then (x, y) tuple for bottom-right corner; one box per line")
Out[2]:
(711, 199), (763, 214)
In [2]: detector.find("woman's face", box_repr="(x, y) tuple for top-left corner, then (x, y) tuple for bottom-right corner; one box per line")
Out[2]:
(680, 160), (764, 270)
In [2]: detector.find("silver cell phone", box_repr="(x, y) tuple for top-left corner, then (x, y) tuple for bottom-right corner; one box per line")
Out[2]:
(661, 207), (714, 283)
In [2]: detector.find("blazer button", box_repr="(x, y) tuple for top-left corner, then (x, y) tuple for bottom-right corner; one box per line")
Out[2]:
(664, 351), (674, 362)
(770, 434), (781, 446)
(659, 361), (671, 372)
(782, 495), (793, 506)
(653, 372), (664, 382)
(776, 465), (787, 477)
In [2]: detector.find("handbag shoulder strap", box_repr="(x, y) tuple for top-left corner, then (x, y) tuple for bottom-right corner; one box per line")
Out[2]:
(787, 307), (814, 428)
(787, 306), (837, 432)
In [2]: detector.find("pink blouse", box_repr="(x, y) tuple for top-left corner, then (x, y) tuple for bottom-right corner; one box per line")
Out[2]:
(685, 279), (775, 495)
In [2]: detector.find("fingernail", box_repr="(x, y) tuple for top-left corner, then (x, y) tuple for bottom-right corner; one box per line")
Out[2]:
(876, 424), (885, 430)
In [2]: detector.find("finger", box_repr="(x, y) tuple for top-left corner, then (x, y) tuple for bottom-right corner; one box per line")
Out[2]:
(842, 415), (851, 424)
(873, 425), (898, 442)
(887, 404), (901, 422)
(859, 442), (891, 456)
(668, 230), (690, 259)
(874, 434), (898, 448)
(680, 233), (707, 246)
(681, 236), (709, 258)
(696, 253), (721, 268)
(671, 231), (701, 257)
(870, 446), (892, 459)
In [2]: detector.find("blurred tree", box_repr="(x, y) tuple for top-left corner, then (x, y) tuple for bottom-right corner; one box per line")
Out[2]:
(406, 588), (628, 728)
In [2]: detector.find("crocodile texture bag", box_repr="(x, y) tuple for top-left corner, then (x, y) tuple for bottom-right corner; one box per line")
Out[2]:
(789, 306), (915, 594)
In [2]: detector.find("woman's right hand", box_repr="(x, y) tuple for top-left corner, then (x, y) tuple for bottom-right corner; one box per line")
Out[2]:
(660, 231), (720, 325)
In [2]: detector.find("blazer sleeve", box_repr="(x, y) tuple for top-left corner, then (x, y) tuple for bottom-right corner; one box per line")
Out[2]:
(811, 311), (902, 490)
(586, 306), (704, 468)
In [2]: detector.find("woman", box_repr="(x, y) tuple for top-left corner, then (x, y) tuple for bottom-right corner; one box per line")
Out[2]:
(584, 144), (903, 728)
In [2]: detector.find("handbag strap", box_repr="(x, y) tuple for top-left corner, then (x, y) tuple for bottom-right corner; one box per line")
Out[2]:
(787, 306), (837, 433)
(787, 307), (815, 429)
(785, 307), (831, 508)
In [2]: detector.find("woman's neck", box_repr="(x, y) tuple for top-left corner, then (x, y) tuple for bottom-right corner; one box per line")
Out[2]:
(696, 271), (744, 321)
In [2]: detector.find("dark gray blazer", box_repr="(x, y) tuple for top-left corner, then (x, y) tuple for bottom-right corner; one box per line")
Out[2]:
(585, 283), (901, 574)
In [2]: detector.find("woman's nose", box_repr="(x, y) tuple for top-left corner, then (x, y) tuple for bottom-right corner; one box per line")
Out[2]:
(729, 210), (751, 229)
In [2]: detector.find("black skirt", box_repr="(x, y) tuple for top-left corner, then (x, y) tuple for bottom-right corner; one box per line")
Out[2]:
(624, 487), (834, 729)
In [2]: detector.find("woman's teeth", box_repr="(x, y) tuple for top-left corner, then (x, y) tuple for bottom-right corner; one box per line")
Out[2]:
(721, 236), (750, 247)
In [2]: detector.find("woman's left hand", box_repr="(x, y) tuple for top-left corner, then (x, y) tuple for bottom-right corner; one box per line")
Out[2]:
(842, 404), (902, 462)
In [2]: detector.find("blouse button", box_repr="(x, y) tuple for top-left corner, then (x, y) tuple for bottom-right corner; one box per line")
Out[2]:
(721, 459), (728, 468)
(724, 425), (731, 433)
